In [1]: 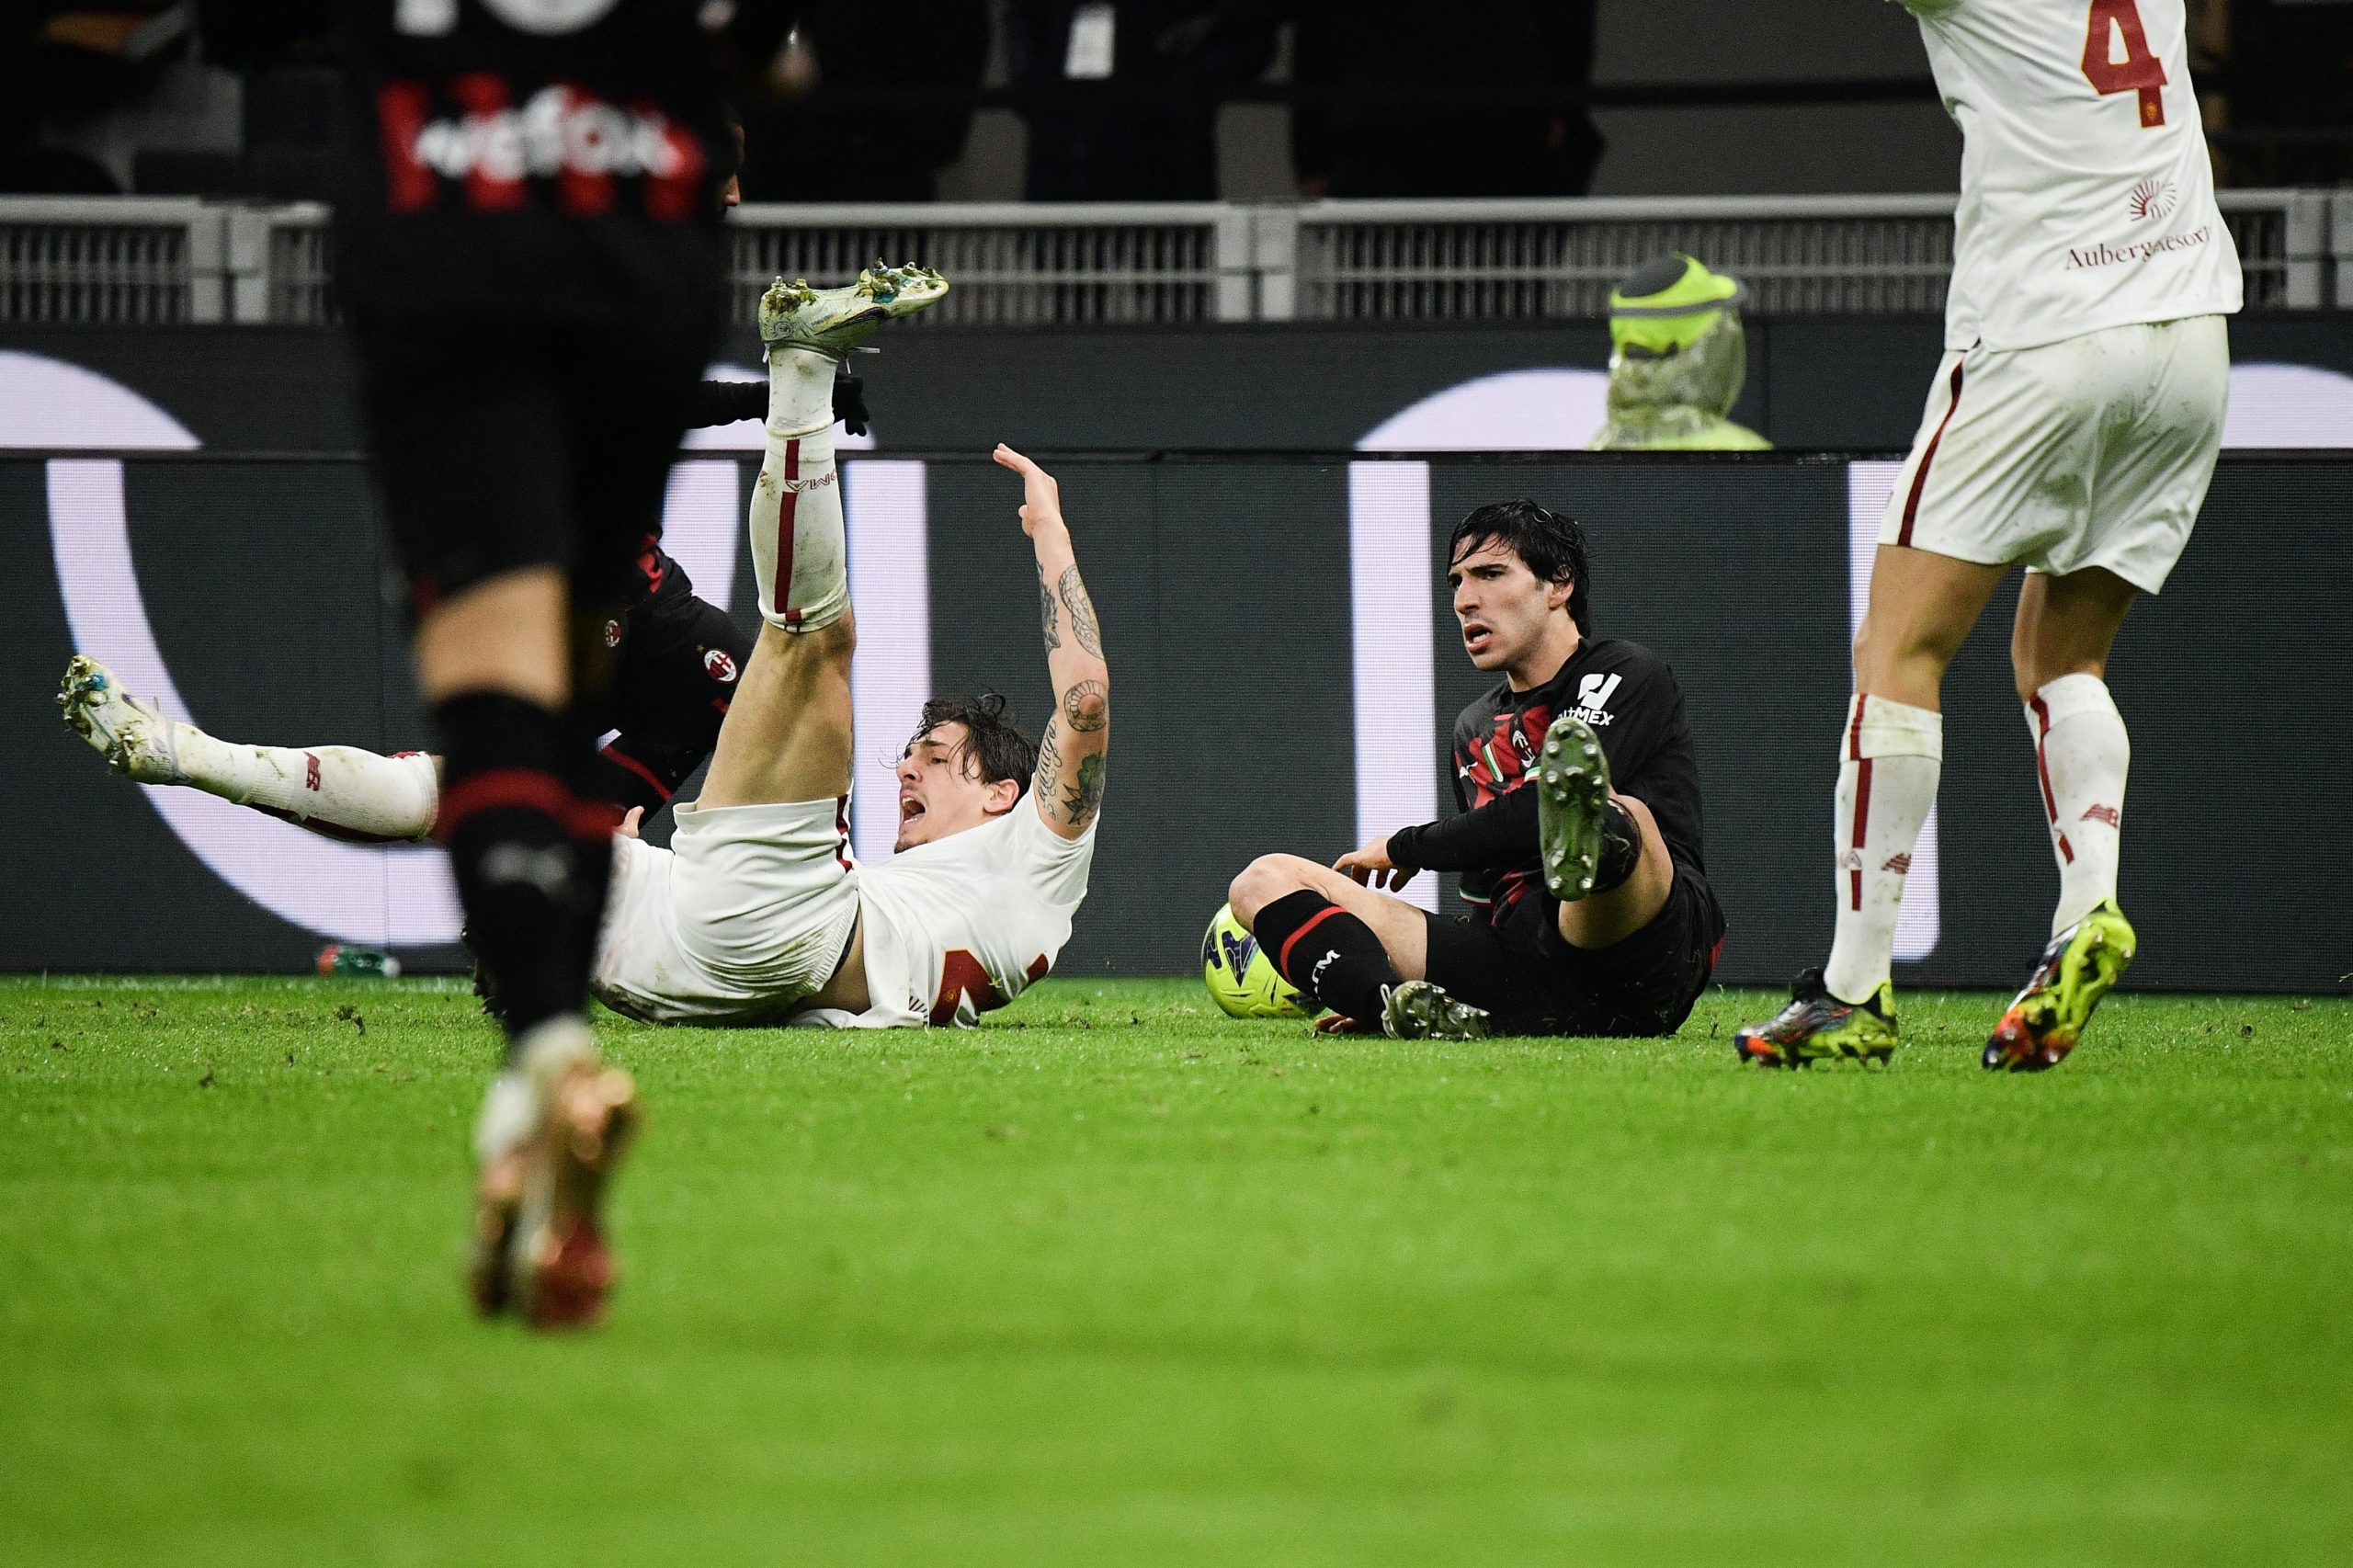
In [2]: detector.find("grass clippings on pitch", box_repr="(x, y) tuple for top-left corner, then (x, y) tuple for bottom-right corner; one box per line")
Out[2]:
(1, 977), (2348, 1567)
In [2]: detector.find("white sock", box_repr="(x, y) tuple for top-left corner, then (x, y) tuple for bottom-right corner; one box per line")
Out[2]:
(2026, 673), (2130, 936)
(169, 725), (438, 842)
(1823, 694), (1942, 1004)
(748, 344), (847, 632)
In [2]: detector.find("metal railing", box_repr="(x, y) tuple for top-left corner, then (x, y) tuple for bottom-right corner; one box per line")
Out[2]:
(0, 198), (227, 324)
(2, 191), (2344, 326)
(1269, 190), (2336, 319)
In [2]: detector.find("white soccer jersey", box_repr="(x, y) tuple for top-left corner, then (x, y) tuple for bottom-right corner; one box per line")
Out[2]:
(835, 802), (1097, 1028)
(1897, 0), (2242, 350)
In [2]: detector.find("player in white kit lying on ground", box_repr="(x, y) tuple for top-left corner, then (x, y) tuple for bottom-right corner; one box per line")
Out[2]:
(63, 273), (1108, 1032)
(589, 268), (1108, 1028)
(591, 422), (1108, 1029)
(1734, 0), (2240, 1072)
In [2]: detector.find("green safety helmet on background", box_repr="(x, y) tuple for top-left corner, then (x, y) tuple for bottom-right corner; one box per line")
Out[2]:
(1608, 254), (1748, 358)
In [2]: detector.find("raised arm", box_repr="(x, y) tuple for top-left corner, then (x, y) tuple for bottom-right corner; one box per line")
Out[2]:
(995, 444), (1108, 840)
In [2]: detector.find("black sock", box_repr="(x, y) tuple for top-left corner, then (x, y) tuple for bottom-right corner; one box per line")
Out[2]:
(433, 692), (617, 1055)
(1254, 891), (1403, 1023)
(1594, 801), (1643, 895)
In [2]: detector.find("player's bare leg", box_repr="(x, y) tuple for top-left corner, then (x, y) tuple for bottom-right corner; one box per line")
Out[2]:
(1987, 565), (2143, 1070)
(1737, 544), (2006, 1067)
(1850, 544), (2009, 709)
(698, 619), (857, 808)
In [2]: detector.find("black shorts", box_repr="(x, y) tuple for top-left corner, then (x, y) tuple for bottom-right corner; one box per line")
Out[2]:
(583, 554), (753, 812)
(352, 286), (721, 618)
(1423, 863), (1725, 1038)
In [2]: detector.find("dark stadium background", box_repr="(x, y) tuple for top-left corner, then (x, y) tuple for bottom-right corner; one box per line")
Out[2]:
(3, 323), (2347, 990)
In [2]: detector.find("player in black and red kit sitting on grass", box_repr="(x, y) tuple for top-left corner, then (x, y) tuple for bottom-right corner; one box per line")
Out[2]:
(1227, 500), (1725, 1040)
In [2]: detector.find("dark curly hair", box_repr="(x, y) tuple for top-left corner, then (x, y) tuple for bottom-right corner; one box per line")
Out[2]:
(1448, 499), (1593, 634)
(905, 691), (1037, 796)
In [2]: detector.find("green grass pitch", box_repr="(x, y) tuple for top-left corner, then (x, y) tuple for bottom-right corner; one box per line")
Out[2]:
(3, 976), (2348, 1566)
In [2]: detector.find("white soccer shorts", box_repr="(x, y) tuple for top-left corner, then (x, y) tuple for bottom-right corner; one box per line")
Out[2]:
(1880, 314), (2230, 594)
(594, 794), (859, 1024)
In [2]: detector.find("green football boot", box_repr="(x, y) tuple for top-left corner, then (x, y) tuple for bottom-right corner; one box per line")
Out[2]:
(1982, 900), (2136, 1073)
(1534, 713), (1618, 901)
(758, 262), (949, 358)
(1381, 980), (1492, 1042)
(1733, 968), (1899, 1068)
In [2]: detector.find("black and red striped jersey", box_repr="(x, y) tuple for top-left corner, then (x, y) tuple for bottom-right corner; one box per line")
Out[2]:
(1439, 637), (1708, 922)
(334, 0), (774, 318)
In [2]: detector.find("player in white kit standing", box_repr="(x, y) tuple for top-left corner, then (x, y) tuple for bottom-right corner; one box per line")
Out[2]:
(588, 271), (1108, 1033)
(1735, 0), (2240, 1070)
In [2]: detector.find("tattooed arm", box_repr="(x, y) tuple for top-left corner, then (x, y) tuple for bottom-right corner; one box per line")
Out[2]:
(994, 443), (1108, 841)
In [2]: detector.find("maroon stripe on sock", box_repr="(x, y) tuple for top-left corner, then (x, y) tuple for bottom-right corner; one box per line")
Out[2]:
(599, 744), (673, 803)
(1850, 756), (1873, 911)
(1276, 905), (1346, 985)
(2029, 694), (2075, 864)
(777, 438), (802, 628)
(1896, 360), (1965, 548)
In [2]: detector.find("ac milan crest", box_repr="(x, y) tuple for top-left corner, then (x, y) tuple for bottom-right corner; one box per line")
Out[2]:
(703, 648), (738, 683)
(602, 618), (623, 649)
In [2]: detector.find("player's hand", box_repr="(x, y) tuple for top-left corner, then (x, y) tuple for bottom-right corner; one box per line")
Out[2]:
(618, 806), (644, 840)
(1314, 1012), (1379, 1035)
(993, 443), (1063, 536)
(1335, 834), (1415, 892)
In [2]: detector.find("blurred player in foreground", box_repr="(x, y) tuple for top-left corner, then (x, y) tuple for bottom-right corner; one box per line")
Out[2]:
(1225, 501), (1723, 1041)
(1735, 0), (2240, 1070)
(1588, 254), (1769, 452)
(335, 0), (756, 1325)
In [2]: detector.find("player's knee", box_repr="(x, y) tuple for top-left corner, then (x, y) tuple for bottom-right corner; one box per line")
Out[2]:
(1228, 855), (1310, 928)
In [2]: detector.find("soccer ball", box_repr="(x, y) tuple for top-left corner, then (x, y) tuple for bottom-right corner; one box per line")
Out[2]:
(1199, 903), (1318, 1019)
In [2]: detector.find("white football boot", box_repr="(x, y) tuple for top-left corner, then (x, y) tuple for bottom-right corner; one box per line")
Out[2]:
(758, 262), (949, 360)
(58, 654), (188, 785)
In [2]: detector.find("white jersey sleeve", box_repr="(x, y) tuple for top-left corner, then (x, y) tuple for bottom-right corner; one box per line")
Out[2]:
(1900, 0), (2241, 350)
(841, 801), (1097, 1028)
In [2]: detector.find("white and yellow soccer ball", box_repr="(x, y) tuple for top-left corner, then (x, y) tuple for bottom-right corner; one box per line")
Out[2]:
(1199, 903), (1318, 1019)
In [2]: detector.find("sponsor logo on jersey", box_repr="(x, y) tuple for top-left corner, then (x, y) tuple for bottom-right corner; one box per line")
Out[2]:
(2128, 176), (2177, 223)
(378, 79), (706, 219)
(1569, 671), (1622, 727)
(2066, 224), (2211, 270)
(2080, 802), (2121, 828)
(702, 648), (738, 683)
(1882, 852), (1912, 875)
